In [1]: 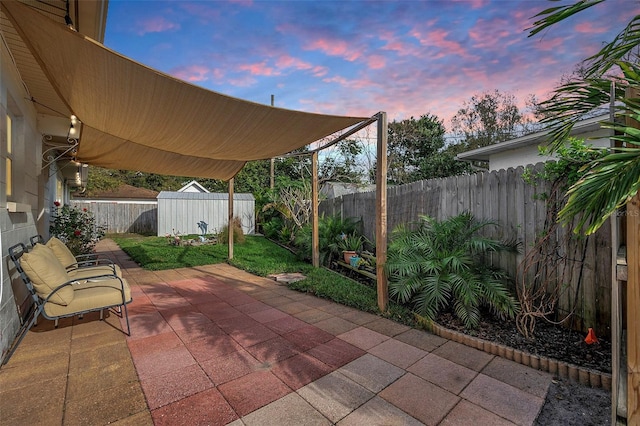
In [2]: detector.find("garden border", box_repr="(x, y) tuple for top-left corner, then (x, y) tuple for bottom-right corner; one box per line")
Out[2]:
(427, 321), (612, 390)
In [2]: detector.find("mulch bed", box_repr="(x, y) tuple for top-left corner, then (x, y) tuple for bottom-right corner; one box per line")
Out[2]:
(332, 262), (611, 374)
(436, 311), (611, 374)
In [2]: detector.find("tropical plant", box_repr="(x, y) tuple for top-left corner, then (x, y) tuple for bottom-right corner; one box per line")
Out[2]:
(49, 203), (106, 256)
(294, 214), (360, 266)
(338, 232), (366, 252)
(385, 212), (519, 329)
(528, 1), (640, 234)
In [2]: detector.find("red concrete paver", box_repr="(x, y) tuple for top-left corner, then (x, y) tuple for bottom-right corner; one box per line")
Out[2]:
(140, 364), (213, 409)
(337, 326), (390, 350)
(270, 352), (334, 390)
(185, 334), (243, 364)
(368, 338), (427, 369)
(151, 388), (238, 426)
(407, 353), (477, 394)
(200, 348), (262, 385)
(432, 340), (494, 371)
(229, 324), (279, 348)
(248, 307), (291, 323)
(379, 373), (460, 426)
(132, 344), (196, 380)
(245, 336), (300, 364)
(217, 370), (291, 416)
(283, 325), (335, 351)
(460, 374), (544, 426)
(264, 315), (309, 334)
(127, 331), (183, 358)
(306, 337), (366, 368)
(441, 400), (517, 426)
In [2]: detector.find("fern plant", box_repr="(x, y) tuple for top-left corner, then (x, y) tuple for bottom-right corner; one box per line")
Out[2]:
(385, 212), (519, 329)
(294, 214), (360, 266)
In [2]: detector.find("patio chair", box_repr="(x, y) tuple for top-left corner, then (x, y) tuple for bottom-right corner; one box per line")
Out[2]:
(2, 242), (132, 365)
(30, 235), (122, 278)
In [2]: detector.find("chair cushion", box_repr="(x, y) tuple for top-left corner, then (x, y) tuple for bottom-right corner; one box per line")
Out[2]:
(46, 237), (78, 269)
(43, 278), (131, 318)
(21, 244), (74, 305)
(68, 264), (123, 279)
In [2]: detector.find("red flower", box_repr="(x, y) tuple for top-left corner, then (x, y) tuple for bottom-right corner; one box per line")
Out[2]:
(54, 201), (61, 207)
(83, 208), (87, 212)
(74, 230), (81, 236)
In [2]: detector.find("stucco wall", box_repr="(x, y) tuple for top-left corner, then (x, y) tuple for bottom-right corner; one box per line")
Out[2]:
(489, 130), (611, 171)
(0, 38), (45, 360)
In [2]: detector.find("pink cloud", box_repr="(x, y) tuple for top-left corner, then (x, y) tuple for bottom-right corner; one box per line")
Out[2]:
(276, 55), (329, 77)
(238, 61), (279, 76)
(574, 22), (608, 34)
(305, 38), (361, 62)
(533, 36), (565, 51)
(135, 17), (180, 36)
(367, 55), (386, 70)
(171, 64), (210, 82)
(379, 31), (421, 57)
(469, 18), (516, 49)
(410, 28), (475, 59)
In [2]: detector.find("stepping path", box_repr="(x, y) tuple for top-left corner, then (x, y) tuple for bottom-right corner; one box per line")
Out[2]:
(0, 239), (552, 425)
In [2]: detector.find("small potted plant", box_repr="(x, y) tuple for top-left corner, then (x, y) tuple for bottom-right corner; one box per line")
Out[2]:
(338, 233), (365, 263)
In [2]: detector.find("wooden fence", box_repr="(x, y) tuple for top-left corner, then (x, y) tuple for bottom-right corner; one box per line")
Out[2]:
(319, 163), (612, 336)
(70, 200), (158, 235)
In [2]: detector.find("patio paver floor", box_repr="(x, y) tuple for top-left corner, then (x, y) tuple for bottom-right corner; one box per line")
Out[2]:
(0, 239), (551, 425)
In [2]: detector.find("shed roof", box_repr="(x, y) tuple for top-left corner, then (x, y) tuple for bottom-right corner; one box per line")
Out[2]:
(157, 192), (255, 201)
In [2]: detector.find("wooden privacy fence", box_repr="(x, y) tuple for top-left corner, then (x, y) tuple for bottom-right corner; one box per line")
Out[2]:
(70, 200), (158, 235)
(319, 163), (612, 336)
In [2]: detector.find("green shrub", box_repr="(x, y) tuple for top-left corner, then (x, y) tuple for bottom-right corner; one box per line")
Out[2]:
(218, 217), (245, 244)
(294, 214), (360, 265)
(50, 203), (106, 256)
(386, 212), (519, 329)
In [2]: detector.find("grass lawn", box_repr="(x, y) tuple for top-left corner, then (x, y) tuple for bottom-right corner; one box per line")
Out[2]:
(110, 233), (419, 327)
(110, 234), (313, 276)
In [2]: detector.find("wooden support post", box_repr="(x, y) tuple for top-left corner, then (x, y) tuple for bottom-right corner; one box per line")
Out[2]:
(376, 112), (388, 311)
(228, 178), (234, 260)
(311, 151), (320, 268)
(628, 194), (640, 424)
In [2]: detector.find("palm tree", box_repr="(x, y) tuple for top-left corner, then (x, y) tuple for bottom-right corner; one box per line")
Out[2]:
(528, 1), (640, 234)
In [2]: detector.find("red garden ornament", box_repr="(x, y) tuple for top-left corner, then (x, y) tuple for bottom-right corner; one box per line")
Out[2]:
(584, 328), (598, 345)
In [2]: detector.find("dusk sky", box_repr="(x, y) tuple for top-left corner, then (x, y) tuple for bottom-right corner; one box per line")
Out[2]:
(105, 1), (636, 131)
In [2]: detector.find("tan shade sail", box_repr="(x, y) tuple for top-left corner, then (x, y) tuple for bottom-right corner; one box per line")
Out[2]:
(3, 1), (369, 180)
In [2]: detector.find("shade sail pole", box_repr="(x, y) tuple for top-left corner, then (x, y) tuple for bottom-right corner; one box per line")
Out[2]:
(228, 178), (234, 260)
(376, 112), (388, 311)
(312, 151), (320, 267)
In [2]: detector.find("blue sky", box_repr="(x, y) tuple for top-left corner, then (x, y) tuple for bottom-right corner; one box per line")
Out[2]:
(105, 0), (636, 130)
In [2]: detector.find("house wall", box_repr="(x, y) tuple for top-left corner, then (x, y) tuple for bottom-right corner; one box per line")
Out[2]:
(489, 130), (611, 171)
(0, 38), (47, 358)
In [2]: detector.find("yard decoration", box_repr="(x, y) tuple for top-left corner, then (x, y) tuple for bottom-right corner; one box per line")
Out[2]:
(585, 328), (599, 345)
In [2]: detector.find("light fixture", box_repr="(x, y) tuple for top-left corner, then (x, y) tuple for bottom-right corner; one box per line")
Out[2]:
(68, 114), (80, 139)
(64, 0), (75, 30)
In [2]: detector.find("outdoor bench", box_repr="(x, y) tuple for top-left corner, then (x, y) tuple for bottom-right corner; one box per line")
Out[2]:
(30, 235), (123, 279)
(2, 240), (131, 365)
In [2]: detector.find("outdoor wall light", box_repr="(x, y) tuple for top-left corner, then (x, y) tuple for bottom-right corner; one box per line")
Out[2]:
(68, 115), (79, 138)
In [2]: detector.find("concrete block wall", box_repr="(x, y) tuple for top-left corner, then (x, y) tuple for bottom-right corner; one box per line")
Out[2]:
(0, 211), (38, 359)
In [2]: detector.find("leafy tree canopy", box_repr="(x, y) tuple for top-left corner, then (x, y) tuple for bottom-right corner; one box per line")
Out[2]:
(451, 89), (536, 151)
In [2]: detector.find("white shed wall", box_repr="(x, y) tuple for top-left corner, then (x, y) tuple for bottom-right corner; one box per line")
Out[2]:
(157, 195), (255, 236)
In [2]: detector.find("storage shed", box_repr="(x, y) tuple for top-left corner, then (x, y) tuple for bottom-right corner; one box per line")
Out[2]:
(157, 192), (255, 237)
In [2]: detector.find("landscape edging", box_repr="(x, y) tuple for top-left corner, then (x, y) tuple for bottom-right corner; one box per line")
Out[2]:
(428, 321), (612, 390)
